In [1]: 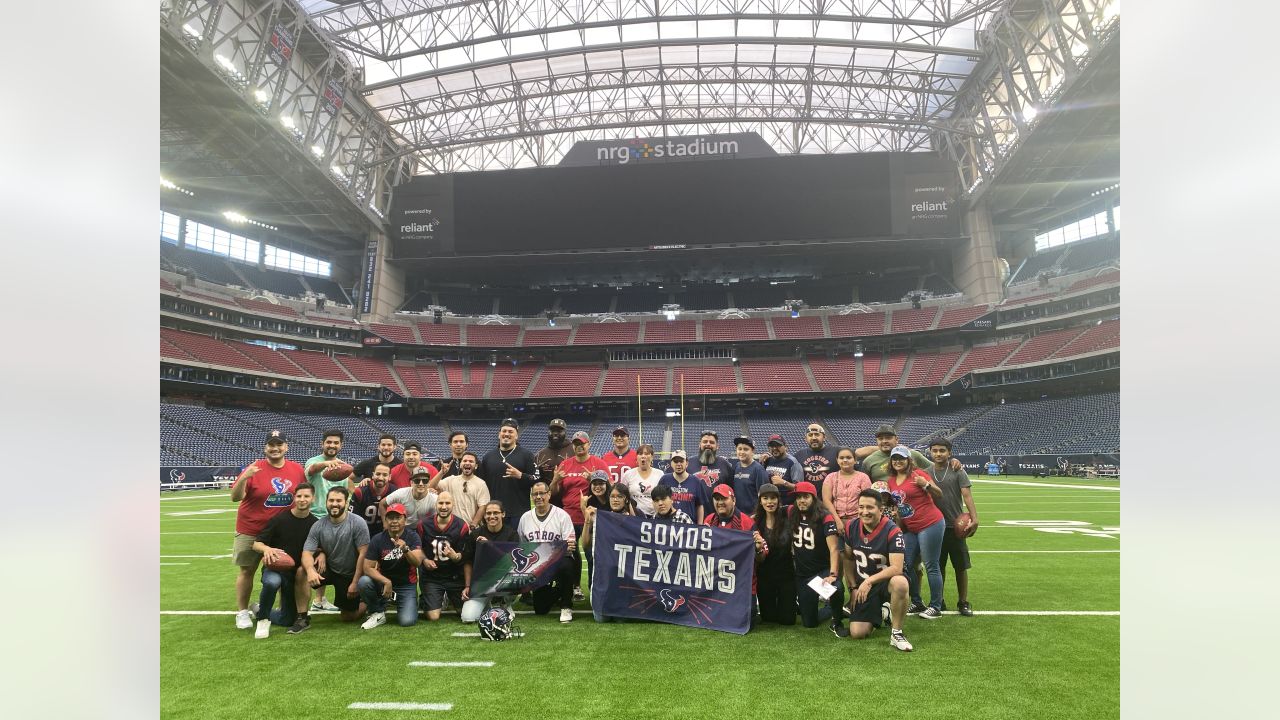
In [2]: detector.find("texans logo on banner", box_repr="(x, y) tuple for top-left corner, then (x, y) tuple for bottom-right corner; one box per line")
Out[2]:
(169, 469), (186, 484)
(658, 588), (687, 614)
(470, 541), (566, 597)
(265, 477), (294, 507)
(590, 512), (756, 634)
(511, 547), (540, 574)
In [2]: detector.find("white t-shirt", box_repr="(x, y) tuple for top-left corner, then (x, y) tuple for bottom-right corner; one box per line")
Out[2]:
(384, 486), (437, 527)
(518, 504), (576, 544)
(621, 466), (663, 516)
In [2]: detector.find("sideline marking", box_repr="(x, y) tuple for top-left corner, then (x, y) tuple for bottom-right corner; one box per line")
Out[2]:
(167, 509), (237, 517)
(408, 661), (494, 668)
(969, 549), (1119, 554)
(970, 479), (1119, 491)
(161, 532), (227, 535)
(160, 563), (190, 566)
(161, 610), (1109, 619)
(348, 702), (452, 711)
(451, 631), (526, 638)
(161, 554), (231, 559)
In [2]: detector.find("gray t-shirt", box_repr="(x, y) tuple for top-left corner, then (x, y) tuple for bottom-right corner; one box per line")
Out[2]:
(924, 464), (972, 526)
(303, 512), (370, 576)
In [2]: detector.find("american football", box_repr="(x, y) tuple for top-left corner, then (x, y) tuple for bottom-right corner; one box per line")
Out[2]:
(321, 462), (353, 482)
(265, 551), (295, 572)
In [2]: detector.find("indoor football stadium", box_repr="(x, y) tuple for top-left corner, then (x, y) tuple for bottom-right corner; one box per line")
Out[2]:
(159, 0), (1120, 717)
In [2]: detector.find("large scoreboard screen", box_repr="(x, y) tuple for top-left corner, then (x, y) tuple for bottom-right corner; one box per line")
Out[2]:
(389, 150), (959, 258)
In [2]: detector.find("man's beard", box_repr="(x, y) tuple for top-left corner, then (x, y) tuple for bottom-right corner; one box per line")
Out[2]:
(548, 435), (566, 449)
(328, 506), (342, 517)
(700, 448), (717, 464)
(324, 449), (338, 458)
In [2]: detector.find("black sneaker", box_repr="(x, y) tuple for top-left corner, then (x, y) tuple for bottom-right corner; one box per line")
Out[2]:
(287, 616), (311, 634)
(907, 602), (928, 615)
(957, 601), (974, 617)
(939, 600), (948, 612)
(830, 621), (850, 639)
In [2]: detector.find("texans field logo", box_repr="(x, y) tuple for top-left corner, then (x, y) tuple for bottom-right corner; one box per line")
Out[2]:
(658, 588), (686, 613)
(510, 547), (540, 573)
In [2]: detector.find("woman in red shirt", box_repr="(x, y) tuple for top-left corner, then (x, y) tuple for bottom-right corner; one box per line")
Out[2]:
(881, 445), (946, 619)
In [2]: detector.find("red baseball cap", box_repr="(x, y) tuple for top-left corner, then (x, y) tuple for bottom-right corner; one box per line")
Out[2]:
(792, 481), (818, 497)
(712, 485), (735, 498)
(384, 503), (408, 517)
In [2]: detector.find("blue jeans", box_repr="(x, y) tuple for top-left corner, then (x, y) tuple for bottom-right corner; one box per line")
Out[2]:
(903, 517), (945, 610)
(356, 576), (418, 626)
(257, 568), (300, 627)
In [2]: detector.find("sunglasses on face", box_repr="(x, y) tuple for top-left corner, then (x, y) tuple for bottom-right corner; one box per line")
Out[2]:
(412, 478), (430, 484)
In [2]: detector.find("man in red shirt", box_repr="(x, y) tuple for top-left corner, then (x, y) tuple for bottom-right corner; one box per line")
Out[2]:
(389, 442), (437, 490)
(601, 426), (638, 484)
(553, 431), (611, 601)
(704, 484), (769, 626)
(230, 430), (307, 630)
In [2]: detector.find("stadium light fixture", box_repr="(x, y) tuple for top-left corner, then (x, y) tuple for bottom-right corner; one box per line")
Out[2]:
(160, 177), (194, 196)
(181, 23), (199, 37)
(311, 145), (324, 157)
(214, 54), (236, 73)
(854, 343), (864, 358)
(223, 211), (248, 224)
(1021, 105), (1039, 122)
(253, 88), (269, 104)
(279, 114), (296, 130)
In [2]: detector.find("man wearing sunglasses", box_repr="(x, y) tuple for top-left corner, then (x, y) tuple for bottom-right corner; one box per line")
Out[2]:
(380, 466), (439, 527)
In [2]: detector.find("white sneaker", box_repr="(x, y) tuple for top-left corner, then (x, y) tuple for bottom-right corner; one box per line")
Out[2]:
(254, 618), (271, 639)
(559, 608), (573, 623)
(235, 609), (253, 630)
(361, 612), (386, 630)
(890, 630), (914, 652)
(312, 599), (340, 612)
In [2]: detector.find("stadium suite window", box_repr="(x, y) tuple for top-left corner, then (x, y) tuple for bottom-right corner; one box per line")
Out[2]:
(160, 211), (181, 244)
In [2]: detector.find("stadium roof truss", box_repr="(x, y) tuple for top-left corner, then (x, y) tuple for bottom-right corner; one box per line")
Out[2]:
(307, 0), (1011, 174)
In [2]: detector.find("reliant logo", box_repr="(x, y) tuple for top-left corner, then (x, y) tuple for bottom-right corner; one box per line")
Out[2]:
(910, 200), (949, 212)
(598, 138), (739, 164)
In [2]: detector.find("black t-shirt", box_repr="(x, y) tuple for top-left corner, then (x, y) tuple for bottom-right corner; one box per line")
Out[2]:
(789, 506), (840, 577)
(353, 455), (402, 482)
(255, 511), (318, 564)
(462, 523), (521, 565)
(478, 446), (540, 519)
(366, 528), (423, 586)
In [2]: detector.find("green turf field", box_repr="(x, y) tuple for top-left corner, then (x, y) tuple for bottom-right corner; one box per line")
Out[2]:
(160, 476), (1119, 719)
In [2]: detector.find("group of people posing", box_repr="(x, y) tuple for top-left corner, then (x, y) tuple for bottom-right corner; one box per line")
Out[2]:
(227, 418), (980, 652)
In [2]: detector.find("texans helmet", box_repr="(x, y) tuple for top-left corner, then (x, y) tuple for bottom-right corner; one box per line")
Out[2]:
(478, 605), (518, 642)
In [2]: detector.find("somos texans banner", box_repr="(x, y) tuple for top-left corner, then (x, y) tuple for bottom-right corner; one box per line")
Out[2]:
(161, 466), (242, 491)
(590, 512), (755, 635)
(470, 541), (567, 597)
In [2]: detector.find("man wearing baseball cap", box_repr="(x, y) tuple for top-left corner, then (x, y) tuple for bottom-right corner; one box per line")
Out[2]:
(230, 430), (306, 630)
(705, 484), (768, 625)
(798, 423), (841, 498)
(390, 441), (437, 491)
(534, 419), (574, 496)
(658, 450), (709, 524)
(856, 424), (960, 482)
(728, 436), (770, 515)
(552, 431), (611, 601)
(601, 426), (638, 483)
(357, 503), (424, 629)
(761, 434), (803, 506)
(380, 466), (439, 527)
(478, 418), (540, 520)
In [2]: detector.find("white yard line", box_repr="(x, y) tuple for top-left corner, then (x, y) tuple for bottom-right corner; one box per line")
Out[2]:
(978, 501), (1120, 505)
(160, 554), (231, 559)
(969, 549), (1119, 554)
(963, 610), (1118, 616)
(969, 479), (1120, 491)
(450, 631), (526, 638)
(160, 563), (190, 566)
(408, 661), (494, 668)
(161, 531), (227, 535)
(347, 702), (452, 711)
